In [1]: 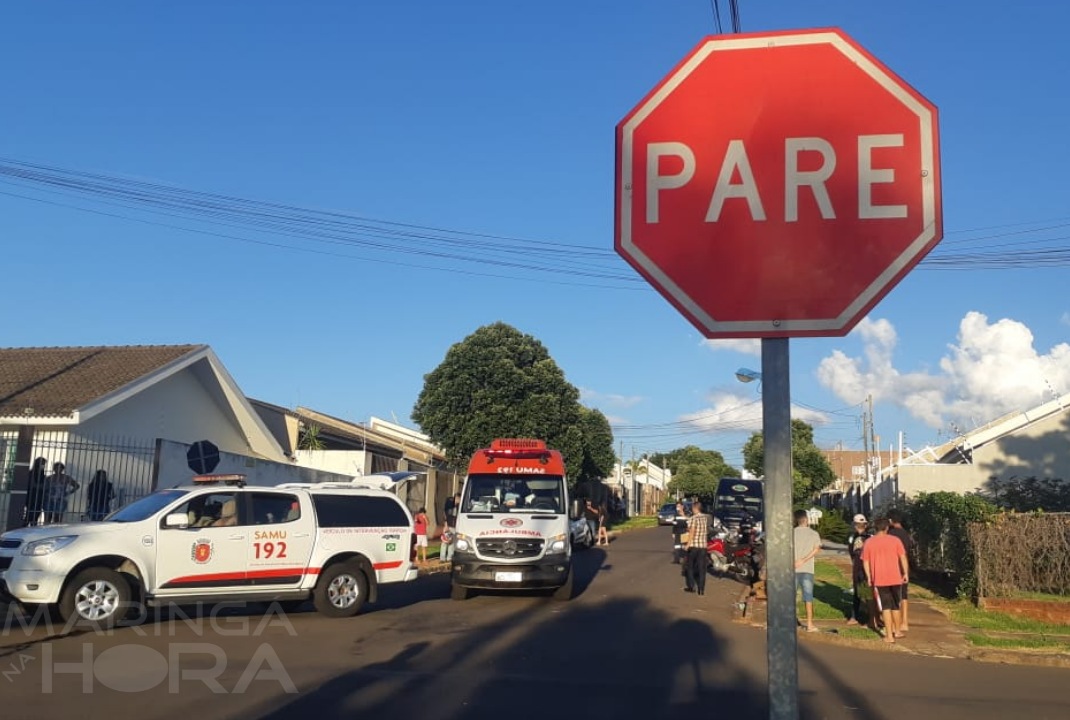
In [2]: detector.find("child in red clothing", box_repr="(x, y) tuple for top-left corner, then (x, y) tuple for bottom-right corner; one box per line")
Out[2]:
(414, 507), (429, 564)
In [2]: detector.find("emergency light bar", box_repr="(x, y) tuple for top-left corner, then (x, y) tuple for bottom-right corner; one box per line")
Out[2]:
(192, 474), (247, 487)
(484, 438), (550, 461)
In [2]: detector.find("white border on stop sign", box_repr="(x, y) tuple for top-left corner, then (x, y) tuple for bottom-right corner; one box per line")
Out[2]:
(616, 29), (939, 337)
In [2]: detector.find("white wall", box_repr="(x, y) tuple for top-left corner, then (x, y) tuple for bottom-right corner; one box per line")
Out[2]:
(80, 369), (248, 454)
(294, 449), (369, 477)
(155, 439), (354, 490)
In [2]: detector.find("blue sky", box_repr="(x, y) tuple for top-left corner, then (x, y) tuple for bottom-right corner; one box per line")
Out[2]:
(3, 1), (1068, 470)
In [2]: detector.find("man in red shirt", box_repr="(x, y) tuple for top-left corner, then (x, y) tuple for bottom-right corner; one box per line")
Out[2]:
(861, 517), (909, 643)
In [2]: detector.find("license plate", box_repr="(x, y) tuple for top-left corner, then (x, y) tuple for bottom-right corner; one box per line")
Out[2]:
(495, 571), (523, 583)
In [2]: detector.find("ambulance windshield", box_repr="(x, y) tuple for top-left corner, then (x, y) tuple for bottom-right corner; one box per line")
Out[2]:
(462, 474), (564, 514)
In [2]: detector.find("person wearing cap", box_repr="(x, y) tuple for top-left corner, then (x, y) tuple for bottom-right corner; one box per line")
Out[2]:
(846, 513), (873, 627)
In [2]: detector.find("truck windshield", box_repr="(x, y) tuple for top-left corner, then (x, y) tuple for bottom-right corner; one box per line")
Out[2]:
(462, 474), (565, 514)
(105, 489), (190, 523)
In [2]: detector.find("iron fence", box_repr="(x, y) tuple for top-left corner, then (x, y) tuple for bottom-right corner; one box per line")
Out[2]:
(8, 429), (157, 529)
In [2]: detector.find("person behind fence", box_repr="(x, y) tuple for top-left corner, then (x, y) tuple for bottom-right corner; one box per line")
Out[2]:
(44, 462), (79, 523)
(24, 457), (49, 526)
(86, 469), (116, 521)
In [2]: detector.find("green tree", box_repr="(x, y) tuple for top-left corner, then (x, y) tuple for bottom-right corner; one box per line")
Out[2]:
(650, 445), (740, 499)
(411, 322), (612, 485)
(742, 419), (835, 505)
(575, 406), (616, 485)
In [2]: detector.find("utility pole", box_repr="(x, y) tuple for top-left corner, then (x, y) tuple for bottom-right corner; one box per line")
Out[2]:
(860, 397), (871, 515)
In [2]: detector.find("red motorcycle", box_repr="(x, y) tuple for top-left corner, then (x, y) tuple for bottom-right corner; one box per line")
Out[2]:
(707, 522), (762, 584)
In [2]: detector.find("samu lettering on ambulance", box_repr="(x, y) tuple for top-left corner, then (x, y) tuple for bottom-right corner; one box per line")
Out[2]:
(496, 467), (545, 474)
(477, 529), (543, 538)
(253, 530), (287, 541)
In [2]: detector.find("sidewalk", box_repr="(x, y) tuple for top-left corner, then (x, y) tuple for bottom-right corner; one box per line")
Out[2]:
(733, 565), (1070, 668)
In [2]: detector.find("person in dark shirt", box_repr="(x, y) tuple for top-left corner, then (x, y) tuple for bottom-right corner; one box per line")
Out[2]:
(671, 501), (688, 564)
(846, 514), (873, 627)
(886, 509), (915, 632)
(583, 499), (600, 542)
(24, 457), (48, 526)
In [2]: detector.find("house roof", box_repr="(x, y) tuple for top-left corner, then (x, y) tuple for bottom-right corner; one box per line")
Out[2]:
(0, 344), (204, 418)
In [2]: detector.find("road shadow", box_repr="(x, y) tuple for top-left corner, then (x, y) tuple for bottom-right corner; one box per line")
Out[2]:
(239, 592), (821, 720)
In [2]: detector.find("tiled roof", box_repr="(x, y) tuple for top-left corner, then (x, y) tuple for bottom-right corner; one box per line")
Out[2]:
(0, 344), (205, 418)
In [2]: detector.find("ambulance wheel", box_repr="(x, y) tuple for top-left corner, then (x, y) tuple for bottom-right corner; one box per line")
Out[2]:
(552, 569), (574, 601)
(313, 561), (368, 618)
(450, 582), (470, 601)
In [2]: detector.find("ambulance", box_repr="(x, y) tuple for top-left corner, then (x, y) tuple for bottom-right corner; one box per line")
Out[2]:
(450, 438), (573, 601)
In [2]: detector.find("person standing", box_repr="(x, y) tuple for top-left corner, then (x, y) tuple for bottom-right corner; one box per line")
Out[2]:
(583, 499), (600, 543)
(86, 469), (116, 521)
(413, 507), (429, 564)
(861, 517), (909, 643)
(445, 492), (460, 527)
(793, 510), (822, 633)
(887, 509), (915, 632)
(24, 457), (48, 526)
(596, 502), (609, 546)
(846, 514), (873, 627)
(684, 500), (711, 595)
(671, 501), (688, 564)
(439, 493), (460, 563)
(44, 462), (79, 524)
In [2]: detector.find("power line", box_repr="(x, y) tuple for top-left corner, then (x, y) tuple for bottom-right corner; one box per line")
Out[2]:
(3, 156), (1070, 281)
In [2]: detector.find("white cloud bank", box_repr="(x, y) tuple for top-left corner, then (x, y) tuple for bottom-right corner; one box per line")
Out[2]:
(703, 338), (761, 356)
(679, 391), (829, 433)
(579, 388), (644, 409)
(817, 312), (1070, 431)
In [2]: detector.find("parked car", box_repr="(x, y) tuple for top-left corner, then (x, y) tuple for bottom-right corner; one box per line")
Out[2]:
(570, 514), (593, 549)
(657, 501), (691, 525)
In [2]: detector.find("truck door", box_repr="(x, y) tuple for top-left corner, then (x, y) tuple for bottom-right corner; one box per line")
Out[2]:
(155, 490), (249, 594)
(246, 490), (316, 587)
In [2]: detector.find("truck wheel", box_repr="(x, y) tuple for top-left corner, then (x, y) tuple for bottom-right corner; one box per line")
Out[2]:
(59, 567), (131, 629)
(313, 562), (368, 618)
(552, 569), (574, 601)
(450, 582), (470, 601)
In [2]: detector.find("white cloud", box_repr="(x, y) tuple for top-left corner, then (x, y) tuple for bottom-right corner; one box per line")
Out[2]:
(1062, 311), (1070, 327)
(679, 391), (829, 433)
(703, 338), (761, 356)
(817, 312), (1070, 431)
(579, 388), (644, 409)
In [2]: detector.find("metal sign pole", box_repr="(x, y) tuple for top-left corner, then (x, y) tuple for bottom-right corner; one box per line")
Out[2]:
(762, 337), (799, 720)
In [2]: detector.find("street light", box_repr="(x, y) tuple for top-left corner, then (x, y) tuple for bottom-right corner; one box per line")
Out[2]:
(735, 367), (762, 384)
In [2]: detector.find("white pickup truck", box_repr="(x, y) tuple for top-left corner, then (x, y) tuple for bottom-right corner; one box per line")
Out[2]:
(0, 475), (418, 628)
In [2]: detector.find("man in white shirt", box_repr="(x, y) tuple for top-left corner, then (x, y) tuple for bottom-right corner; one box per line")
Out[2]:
(793, 509), (822, 632)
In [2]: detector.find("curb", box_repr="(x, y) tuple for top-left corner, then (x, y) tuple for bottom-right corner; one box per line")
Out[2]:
(730, 595), (1070, 667)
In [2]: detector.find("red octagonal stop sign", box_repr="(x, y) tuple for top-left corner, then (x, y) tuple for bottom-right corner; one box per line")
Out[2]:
(615, 28), (942, 338)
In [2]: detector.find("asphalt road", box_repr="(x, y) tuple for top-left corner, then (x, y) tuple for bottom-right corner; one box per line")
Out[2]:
(2, 527), (1069, 720)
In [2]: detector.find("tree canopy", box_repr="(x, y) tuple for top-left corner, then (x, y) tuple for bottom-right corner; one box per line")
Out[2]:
(411, 322), (615, 485)
(649, 445), (739, 498)
(742, 418), (835, 505)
